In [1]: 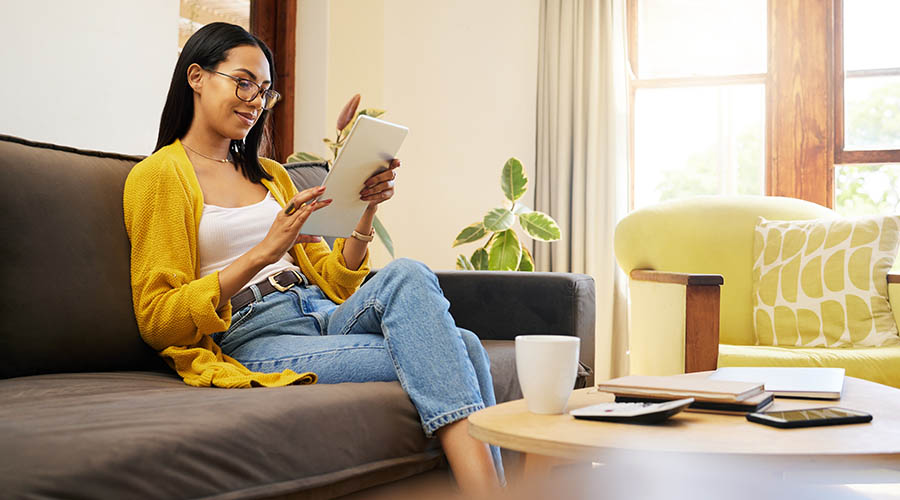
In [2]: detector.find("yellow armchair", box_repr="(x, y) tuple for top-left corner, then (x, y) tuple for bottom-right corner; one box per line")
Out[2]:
(614, 196), (900, 388)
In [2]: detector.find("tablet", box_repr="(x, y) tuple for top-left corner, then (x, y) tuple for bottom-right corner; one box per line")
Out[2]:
(299, 115), (408, 238)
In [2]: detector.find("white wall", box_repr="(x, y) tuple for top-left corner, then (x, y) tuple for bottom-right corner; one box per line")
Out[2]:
(299, 0), (541, 269)
(0, 1), (177, 155)
(2, 0), (539, 270)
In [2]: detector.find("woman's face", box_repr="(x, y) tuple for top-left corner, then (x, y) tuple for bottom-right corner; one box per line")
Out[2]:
(193, 45), (272, 141)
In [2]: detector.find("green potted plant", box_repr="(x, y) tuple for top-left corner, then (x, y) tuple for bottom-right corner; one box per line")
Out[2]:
(453, 158), (561, 271)
(287, 94), (395, 257)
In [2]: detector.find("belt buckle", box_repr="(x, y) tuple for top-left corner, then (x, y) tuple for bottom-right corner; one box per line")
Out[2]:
(268, 269), (303, 292)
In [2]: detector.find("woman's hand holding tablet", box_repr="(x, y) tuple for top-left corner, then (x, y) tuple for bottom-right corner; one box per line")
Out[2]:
(300, 115), (408, 238)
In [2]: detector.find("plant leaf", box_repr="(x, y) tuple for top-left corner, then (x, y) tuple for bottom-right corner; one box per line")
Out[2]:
(453, 222), (487, 247)
(488, 229), (522, 271)
(360, 108), (386, 118)
(456, 254), (474, 270)
(483, 208), (515, 232)
(286, 151), (326, 163)
(517, 244), (534, 271)
(347, 108), (387, 134)
(471, 248), (489, 270)
(512, 203), (532, 215)
(373, 215), (394, 258)
(323, 138), (335, 145)
(501, 157), (528, 202)
(519, 211), (562, 241)
(337, 94), (361, 132)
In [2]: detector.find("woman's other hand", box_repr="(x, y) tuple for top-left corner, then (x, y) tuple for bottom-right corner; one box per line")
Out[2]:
(256, 186), (331, 264)
(360, 158), (400, 209)
(294, 234), (323, 245)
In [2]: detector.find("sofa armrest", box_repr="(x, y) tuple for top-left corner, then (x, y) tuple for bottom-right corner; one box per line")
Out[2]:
(628, 270), (722, 375)
(434, 270), (595, 384)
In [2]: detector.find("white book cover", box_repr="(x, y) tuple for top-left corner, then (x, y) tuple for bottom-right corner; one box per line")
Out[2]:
(708, 367), (845, 400)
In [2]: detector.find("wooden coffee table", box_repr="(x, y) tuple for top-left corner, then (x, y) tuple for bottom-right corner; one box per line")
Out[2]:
(469, 376), (900, 476)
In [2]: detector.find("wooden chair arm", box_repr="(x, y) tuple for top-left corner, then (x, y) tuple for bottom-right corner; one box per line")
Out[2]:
(889, 274), (900, 284)
(629, 269), (723, 373)
(630, 270), (724, 286)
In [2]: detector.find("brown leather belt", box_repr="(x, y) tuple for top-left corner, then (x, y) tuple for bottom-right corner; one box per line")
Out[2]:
(230, 269), (306, 312)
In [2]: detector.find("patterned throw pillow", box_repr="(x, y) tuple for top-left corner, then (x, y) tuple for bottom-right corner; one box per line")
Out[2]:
(752, 215), (900, 347)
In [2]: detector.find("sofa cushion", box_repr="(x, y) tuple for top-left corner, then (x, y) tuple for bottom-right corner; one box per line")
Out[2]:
(0, 341), (524, 499)
(0, 135), (164, 378)
(284, 161), (328, 190)
(484, 340), (523, 404)
(719, 343), (900, 389)
(752, 215), (900, 347)
(283, 161), (336, 248)
(0, 371), (442, 499)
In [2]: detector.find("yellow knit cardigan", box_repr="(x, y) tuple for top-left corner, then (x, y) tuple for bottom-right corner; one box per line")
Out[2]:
(123, 139), (370, 388)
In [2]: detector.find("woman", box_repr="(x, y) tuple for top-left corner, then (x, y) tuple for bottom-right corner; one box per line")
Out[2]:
(123, 22), (502, 494)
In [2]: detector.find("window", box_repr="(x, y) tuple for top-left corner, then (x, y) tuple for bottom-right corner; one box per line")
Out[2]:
(627, 1), (900, 215)
(834, 0), (900, 215)
(627, 0), (767, 210)
(179, 0), (250, 54)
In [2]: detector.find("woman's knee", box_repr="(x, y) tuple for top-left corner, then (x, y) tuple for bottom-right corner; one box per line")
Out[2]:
(459, 329), (489, 366)
(386, 257), (431, 274)
(382, 258), (437, 285)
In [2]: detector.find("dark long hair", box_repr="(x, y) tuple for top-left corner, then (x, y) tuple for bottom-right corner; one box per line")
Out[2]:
(155, 22), (274, 184)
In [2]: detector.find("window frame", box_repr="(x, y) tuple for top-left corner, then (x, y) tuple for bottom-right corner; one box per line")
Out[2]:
(250, 0), (297, 163)
(625, 0), (768, 211)
(833, 0), (900, 165)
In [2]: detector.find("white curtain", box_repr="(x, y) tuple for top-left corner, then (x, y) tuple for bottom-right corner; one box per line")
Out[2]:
(534, 0), (629, 379)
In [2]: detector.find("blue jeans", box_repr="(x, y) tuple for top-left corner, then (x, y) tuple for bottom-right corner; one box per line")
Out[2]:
(212, 258), (504, 482)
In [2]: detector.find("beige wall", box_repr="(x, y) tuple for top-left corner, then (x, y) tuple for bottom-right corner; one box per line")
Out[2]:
(0, 1), (178, 154)
(295, 0), (331, 158)
(298, 0), (541, 269)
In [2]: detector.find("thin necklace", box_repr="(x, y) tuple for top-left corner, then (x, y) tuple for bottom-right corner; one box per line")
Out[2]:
(183, 142), (230, 163)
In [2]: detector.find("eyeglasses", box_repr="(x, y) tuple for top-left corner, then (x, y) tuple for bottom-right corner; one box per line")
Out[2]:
(206, 69), (281, 110)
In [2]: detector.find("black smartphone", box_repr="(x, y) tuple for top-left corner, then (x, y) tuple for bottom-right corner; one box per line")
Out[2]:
(746, 407), (872, 428)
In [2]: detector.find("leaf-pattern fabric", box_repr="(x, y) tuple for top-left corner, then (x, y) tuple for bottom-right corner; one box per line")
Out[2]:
(752, 216), (900, 347)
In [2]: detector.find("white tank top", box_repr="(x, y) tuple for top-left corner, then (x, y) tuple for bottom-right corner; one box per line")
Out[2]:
(197, 191), (300, 286)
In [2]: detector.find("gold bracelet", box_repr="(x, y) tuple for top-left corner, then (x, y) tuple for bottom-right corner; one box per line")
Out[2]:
(351, 229), (375, 242)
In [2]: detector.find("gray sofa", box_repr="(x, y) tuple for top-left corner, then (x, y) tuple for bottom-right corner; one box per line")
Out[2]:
(0, 134), (595, 499)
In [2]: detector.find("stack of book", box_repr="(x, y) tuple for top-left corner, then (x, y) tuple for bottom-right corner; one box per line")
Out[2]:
(596, 375), (774, 414)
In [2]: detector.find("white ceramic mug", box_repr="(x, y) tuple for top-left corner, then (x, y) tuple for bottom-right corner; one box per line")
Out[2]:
(515, 335), (580, 414)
